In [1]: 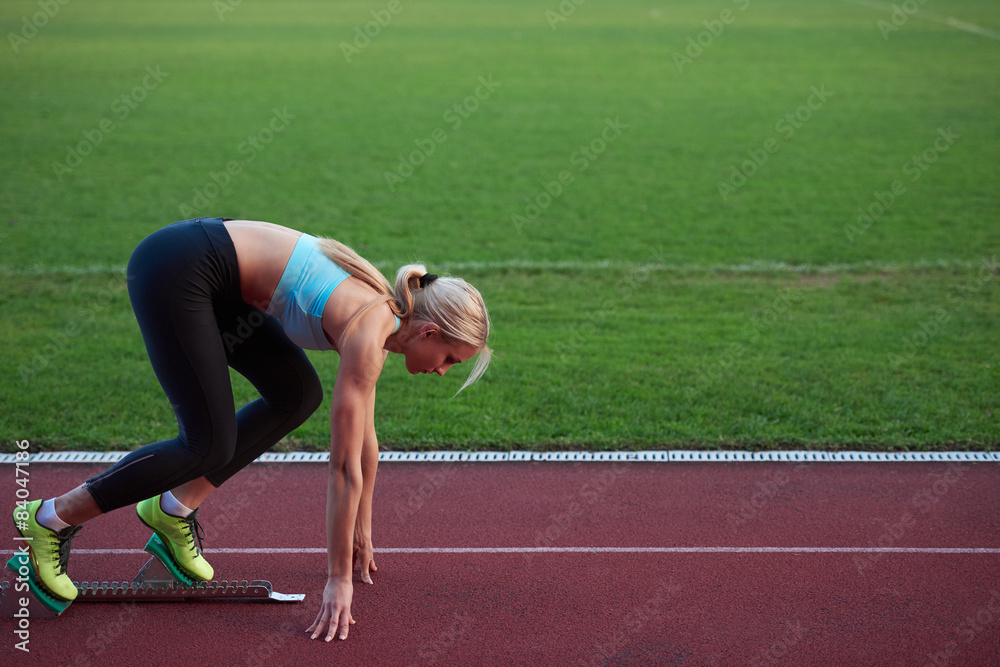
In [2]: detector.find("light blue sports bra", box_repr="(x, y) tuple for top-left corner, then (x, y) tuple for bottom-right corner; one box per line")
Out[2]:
(264, 233), (400, 350)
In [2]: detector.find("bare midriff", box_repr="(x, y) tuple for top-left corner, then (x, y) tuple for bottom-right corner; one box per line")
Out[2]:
(223, 220), (302, 311)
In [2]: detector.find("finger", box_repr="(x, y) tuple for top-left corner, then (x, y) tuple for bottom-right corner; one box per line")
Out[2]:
(310, 618), (327, 639)
(308, 608), (327, 635)
(350, 615), (356, 625)
(310, 609), (329, 639)
(370, 558), (377, 572)
(337, 610), (351, 641)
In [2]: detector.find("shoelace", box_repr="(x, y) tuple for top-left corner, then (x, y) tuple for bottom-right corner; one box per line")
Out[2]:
(179, 510), (206, 555)
(53, 525), (82, 576)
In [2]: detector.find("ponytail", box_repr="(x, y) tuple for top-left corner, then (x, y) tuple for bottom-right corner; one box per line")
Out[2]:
(316, 238), (492, 391)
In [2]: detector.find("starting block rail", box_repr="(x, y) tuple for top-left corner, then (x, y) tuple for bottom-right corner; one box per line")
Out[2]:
(1, 535), (304, 617)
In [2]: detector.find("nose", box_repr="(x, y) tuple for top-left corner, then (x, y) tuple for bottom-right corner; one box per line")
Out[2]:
(434, 363), (453, 376)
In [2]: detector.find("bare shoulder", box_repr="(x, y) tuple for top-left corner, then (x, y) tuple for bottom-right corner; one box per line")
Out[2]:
(322, 278), (397, 351)
(330, 290), (393, 392)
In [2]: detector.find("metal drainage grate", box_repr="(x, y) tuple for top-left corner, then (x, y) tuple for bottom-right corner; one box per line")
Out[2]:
(1, 450), (997, 464)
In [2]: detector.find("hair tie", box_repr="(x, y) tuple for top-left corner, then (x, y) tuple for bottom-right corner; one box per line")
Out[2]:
(419, 273), (438, 289)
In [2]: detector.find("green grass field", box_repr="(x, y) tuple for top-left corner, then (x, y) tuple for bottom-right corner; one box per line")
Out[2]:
(1, 0), (997, 451)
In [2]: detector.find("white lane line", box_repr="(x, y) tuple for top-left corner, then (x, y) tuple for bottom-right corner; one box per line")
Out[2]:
(0, 258), (987, 277)
(3, 547), (999, 556)
(377, 547), (1000, 554)
(842, 0), (1000, 40)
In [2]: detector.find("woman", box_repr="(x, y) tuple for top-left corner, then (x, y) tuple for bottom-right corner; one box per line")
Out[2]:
(14, 217), (491, 642)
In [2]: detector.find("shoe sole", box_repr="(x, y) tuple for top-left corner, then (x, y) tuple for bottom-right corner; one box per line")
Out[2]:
(5, 553), (74, 611)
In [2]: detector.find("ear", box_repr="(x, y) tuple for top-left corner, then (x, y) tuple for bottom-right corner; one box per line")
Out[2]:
(420, 323), (441, 339)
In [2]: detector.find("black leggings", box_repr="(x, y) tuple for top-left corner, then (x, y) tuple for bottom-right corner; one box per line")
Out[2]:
(85, 219), (323, 514)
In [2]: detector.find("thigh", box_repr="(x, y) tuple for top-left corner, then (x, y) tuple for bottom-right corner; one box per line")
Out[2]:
(128, 229), (238, 453)
(222, 302), (323, 411)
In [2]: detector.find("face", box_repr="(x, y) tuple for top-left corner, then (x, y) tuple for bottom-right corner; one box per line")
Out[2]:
(403, 325), (479, 376)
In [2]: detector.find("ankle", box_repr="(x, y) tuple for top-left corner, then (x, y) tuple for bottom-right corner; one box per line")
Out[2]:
(36, 498), (72, 531)
(160, 490), (195, 518)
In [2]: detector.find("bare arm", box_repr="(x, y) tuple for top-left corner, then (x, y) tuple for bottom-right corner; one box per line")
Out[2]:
(354, 356), (385, 584)
(308, 333), (384, 641)
(327, 378), (368, 580)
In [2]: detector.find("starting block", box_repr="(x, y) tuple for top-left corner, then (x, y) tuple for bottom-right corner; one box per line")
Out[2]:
(1, 535), (304, 618)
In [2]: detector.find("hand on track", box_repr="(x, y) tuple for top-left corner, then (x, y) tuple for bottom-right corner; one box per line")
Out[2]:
(307, 578), (354, 641)
(353, 537), (378, 585)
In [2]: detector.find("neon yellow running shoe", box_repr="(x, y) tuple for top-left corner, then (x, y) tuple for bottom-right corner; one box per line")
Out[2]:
(136, 495), (214, 582)
(12, 499), (80, 601)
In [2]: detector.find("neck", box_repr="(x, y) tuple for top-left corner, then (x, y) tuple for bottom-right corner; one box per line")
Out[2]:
(383, 333), (402, 354)
(383, 320), (413, 354)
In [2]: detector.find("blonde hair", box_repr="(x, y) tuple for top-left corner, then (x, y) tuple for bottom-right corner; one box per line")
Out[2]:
(316, 237), (492, 392)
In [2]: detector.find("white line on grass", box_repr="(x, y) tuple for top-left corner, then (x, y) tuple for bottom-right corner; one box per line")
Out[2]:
(1, 547), (998, 556)
(0, 258), (986, 277)
(842, 0), (1000, 40)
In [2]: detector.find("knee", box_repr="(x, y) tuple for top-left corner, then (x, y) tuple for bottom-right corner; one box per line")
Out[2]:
(266, 368), (323, 421)
(257, 364), (323, 422)
(182, 423), (238, 473)
(299, 370), (324, 417)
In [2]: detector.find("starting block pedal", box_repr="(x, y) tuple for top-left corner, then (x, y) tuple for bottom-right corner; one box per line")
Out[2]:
(2, 553), (72, 617)
(1, 535), (304, 617)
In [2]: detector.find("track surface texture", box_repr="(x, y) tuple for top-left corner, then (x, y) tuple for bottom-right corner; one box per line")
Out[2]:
(2, 461), (999, 666)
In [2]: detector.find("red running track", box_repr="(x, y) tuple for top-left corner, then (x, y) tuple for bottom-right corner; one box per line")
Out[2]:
(1, 460), (999, 666)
